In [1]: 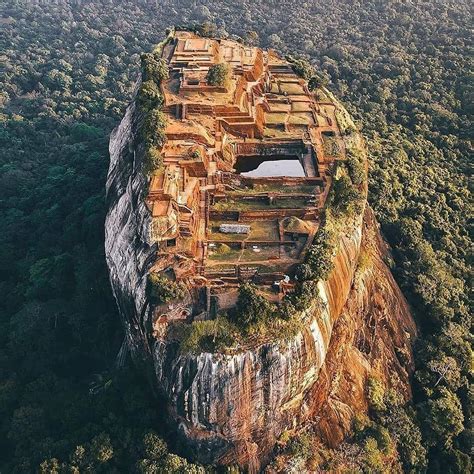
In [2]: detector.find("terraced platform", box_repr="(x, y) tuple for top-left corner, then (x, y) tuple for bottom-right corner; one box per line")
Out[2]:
(146, 30), (346, 318)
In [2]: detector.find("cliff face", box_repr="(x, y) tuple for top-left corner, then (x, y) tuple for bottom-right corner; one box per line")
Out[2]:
(152, 219), (362, 469)
(105, 101), (155, 371)
(309, 207), (417, 448)
(106, 96), (416, 471)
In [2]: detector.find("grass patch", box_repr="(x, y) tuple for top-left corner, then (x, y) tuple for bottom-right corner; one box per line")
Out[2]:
(240, 247), (278, 262)
(212, 197), (309, 211)
(291, 101), (312, 112)
(208, 247), (242, 262)
(280, 82), (305, 95)
(289, 112), (314, 125)
(265, 112), (288, 124)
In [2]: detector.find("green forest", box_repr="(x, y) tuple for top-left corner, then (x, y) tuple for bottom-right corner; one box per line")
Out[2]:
(0, 0), (471, 472)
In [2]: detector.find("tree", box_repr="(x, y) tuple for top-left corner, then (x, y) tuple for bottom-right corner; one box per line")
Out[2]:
(232, 283), (274, 327)
(144, 146), (163, 175)
(305, 228), (336, 280)
(380, 395), (427, 472)
(140, 54), (169, 83)
(427, 355), (462, 390)
(346, 154), (365, 185)
(90, 433), (114, 463)
(142, 109), (167, 147)
(362, 437), (385, 473)
(143, 432), (167, 460)
(198, 21), (218, 38)
(308, 73), (329, 90)
(139, 81), (163, 110)
(331, 175), (363, 216)
(420, 387), (464, 448)
(245, 31), (259, 46)
(367, 377), (386, 412)
(206, 63), (231, 88)
(147, 274), (186, 304)
(294, 263), (313, 281)
(39, 458), (61, 474)
(287, 56), (315, 80)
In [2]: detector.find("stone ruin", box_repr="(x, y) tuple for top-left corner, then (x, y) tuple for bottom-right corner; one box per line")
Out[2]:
(145, 30), (346, 323)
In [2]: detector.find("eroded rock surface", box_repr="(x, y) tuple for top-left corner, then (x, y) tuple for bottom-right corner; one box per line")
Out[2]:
(309, 207), (416, 448)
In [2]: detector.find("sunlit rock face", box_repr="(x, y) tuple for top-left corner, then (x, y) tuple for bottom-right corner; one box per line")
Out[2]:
(309, 207), (417, 448)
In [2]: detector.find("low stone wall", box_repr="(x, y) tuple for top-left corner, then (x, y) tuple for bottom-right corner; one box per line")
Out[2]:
(235, 140), (305, 156)
(210, 208), (317, 221)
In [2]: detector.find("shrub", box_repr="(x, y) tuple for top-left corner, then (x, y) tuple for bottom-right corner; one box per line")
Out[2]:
(380, 392), (427, 471)
(362, 437), (385, 472)
(294, 263), (313, 281)
(419, 386), (464, 448)
(285, 280), (320, 313)
(144, 145), (163, 175)
(140, 53), (169, 83)
(142, 109), (167, 147)
(305, 228), (336, 280)
(197, 21), (218, 38)
(147, 274), (186, 304)
(287, 432), (313, 460)
(229, 284), (274, 328)
(215, 243), (231, 255)
(287, 56), (329, 90)
(206, 63), (231, 87)
(138, 80), (163, 110)
(367, 376), (386, 412)
(179, 317), (237, 354)
(346, 154), (366, 185)
(286, 56), (315, 80)
(162, 453), (187, 471)
(308, 73), (329, 90)
(142, 432), (167, 460)
(231, 283), (275, 328)
(90, 433), (113, 463)
(352, 413), (371, 434)
(373, 426), (392, 455)
(39, 459), (60, 474)
(331, 175), (364, 216)
(189, 148), (201, 159)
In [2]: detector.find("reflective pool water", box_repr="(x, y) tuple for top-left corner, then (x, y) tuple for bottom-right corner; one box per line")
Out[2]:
(235, 155), (305, 177)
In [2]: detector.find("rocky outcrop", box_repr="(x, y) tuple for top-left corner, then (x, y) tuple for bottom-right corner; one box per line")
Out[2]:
(309, 207), (417, 447)
(105, 97), (416, 471)
(152, 218), (362, 470)
(105, 100), (156, 373)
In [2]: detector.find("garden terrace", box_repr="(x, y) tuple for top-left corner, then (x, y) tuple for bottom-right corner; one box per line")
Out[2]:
(145, 30), (346, 325)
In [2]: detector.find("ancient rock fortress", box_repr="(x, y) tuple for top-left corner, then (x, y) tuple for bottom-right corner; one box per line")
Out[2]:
(106, 30), (416, 470)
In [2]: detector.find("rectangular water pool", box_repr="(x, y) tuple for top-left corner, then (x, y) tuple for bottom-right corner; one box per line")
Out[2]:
(235, 155), (305, 177)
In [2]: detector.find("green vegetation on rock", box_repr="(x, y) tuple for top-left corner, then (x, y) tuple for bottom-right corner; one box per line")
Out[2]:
(147, 273), (186, 305)
(206, 63), (231, 87)
(140, 53), (169, 84)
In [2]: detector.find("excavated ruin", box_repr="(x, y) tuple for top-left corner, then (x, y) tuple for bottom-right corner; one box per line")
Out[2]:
(105, 30), (416, 470)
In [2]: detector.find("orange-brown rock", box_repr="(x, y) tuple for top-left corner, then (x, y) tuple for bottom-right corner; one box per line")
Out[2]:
(309, 206), (416, 447)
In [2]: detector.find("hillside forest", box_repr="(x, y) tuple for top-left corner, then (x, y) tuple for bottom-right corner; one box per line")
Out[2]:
(0, 0), (471, 472)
